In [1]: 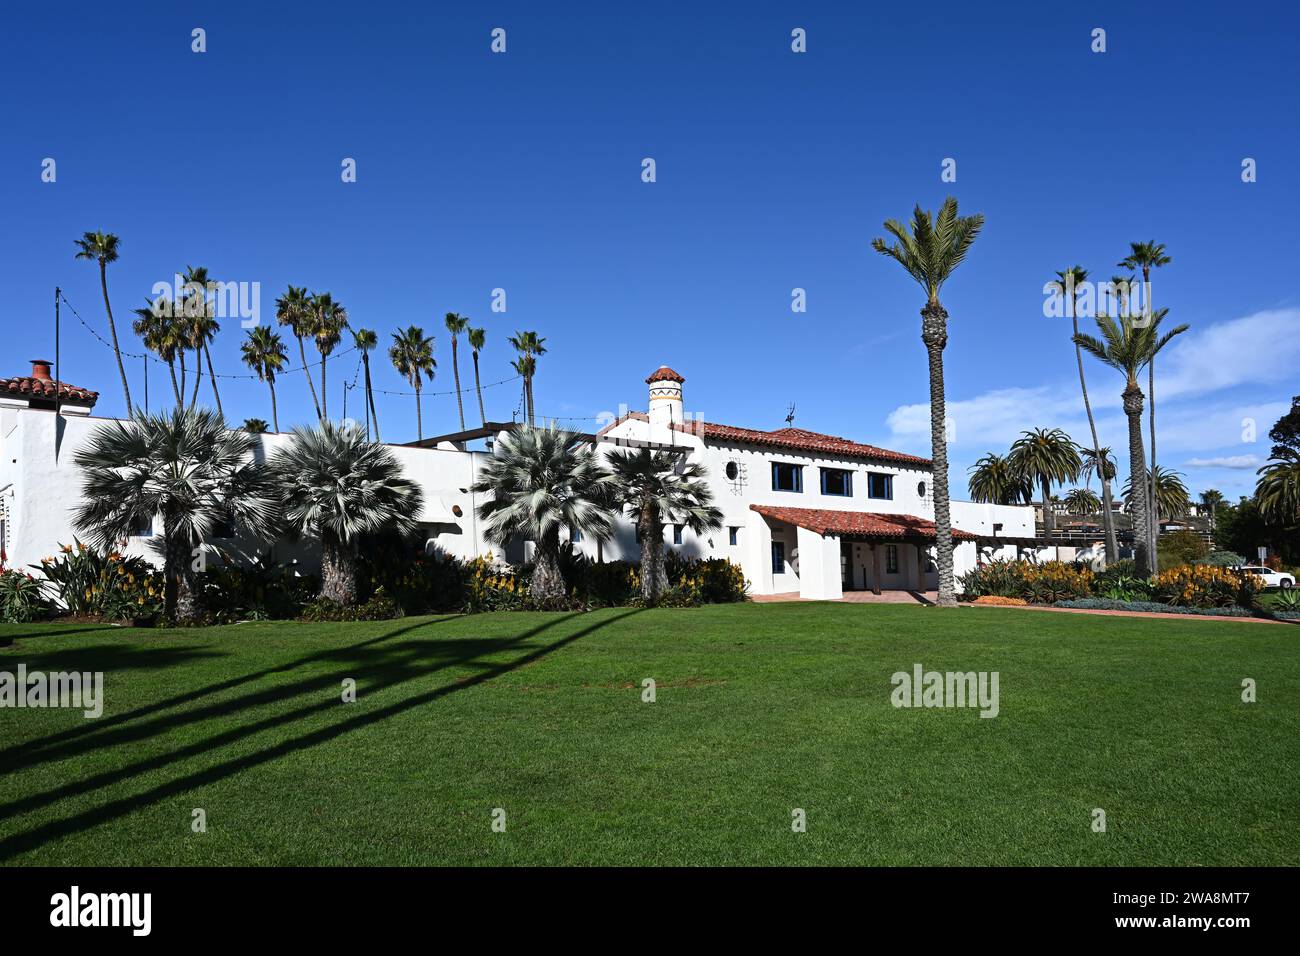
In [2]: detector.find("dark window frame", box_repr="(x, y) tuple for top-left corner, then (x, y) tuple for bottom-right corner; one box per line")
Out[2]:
(771, 540), (786, 574)
(771, 461), (804, 493)
(867, 472), (894, 500)
(885, 544), (899, 574)
(820, 467), (853, 497)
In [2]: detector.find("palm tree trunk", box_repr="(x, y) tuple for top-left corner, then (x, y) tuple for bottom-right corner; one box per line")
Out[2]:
(921, 302), (956, 606)
(363, 355), (380, 441)
(269, 380), (279, 433)
(1041, 478), (1054, 538)
(320, 348), (328, 420)
(473, 352), (486, 426)
(526, 375), (535, 427)
(415, 380), (423, 442)
(190, 348), (202, 410)
(1123, 384), (1152, 576)
(296, 336), (322, 419)
(178, 351), (187, 406)
(204, 343), (223, 418)
(1147, 359), (1158, 566)
(320, 539), (358, 605)
(1072, 303), (1118, 563)
(530, 534), (567, 609)
(638, 506), (669, 605)
(100, 262), (133, 415)
(167, 360), (182, 407)
(163, 521), (198, 622)
(452, 337), (466, 430)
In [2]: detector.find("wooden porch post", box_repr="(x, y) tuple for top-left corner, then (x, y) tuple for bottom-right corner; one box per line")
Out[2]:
(871, 543), (882, 595)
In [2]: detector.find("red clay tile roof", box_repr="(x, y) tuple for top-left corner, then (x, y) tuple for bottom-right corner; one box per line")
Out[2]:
(750, 504), (978, 541)
(596, 412), (930, 466)
(0, 375), (98, 405)
(645, 366), (685, 384)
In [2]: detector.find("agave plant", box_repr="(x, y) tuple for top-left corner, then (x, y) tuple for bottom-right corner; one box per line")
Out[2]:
(72, 409), (277, 621)
(607, 447), (723, 605)
(470, 426), (615, 608)
(268, 421), (423, 605)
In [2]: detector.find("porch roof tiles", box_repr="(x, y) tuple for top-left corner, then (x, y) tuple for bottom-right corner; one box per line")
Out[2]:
(750, 504), (978, 541)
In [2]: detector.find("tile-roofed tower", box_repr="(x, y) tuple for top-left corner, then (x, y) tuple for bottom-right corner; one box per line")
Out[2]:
(646, 365), (684, 428)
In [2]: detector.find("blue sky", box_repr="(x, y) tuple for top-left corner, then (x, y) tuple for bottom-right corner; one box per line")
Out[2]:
(3, 1), (1296, 500)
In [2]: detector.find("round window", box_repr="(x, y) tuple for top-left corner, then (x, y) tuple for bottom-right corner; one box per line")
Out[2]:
(917, 481), (927, 497)
(725, 461), (739, 480)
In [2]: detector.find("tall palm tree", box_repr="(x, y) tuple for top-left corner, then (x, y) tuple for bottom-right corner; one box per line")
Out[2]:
(242, 418), (270, 434)
(1051, 265), (1118, 562)
(967, 453), (1033, 505)
(1119, 240), (1172, 562)
(389, 326), (436, 441)
(468, 326), (488, 426)
(309, 293), (347, 420)
(181, 266), (223, 416)
(74, 231), (133, 414)
(71, 409), (276, 621)
(276, 285), (321, 420)
(132, 298), (183, 407)
(507, 331), (547, 426)
(1255, 451), (1300, 527)
(1063, 488), (1102, 516)
(608, 447), (723, 604)
(241, 326), (288, 433)
(445, 312), (471, 431)
(1080, 446), (1117, 491)
(1198, 488), (1225, 534)
(1124, 466), (1190, 522)
(1074, 310), (1189, 575)
(871, 196), (984, 607)
(470, 426), (615, 608)
(1008, 428), (1082, 538)
(353, 328), (380, 441)
(269, 421), (423, 605)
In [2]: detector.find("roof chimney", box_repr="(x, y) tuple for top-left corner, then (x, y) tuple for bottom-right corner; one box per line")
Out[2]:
(646, 365), (685, 428)
(30, 359), (52, 382)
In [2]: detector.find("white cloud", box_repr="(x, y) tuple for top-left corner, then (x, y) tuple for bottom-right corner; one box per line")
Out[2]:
(1158, 308), (1300, 401)
(1184, 455), (1262, 469)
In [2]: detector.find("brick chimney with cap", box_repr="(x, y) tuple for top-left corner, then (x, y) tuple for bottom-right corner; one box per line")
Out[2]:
(645, 365), (685, 428)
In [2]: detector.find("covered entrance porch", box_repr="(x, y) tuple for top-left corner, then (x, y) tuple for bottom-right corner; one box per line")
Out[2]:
(749, 504), (977, 602)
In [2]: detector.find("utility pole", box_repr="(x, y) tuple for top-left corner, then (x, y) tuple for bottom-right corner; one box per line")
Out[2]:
(143, 352), (149, 414)
(54, 287), (61, 418)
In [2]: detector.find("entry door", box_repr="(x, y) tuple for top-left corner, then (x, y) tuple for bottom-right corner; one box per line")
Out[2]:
(841, 542), (853, 589)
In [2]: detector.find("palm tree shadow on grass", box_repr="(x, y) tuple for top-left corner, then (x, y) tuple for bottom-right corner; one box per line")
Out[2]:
(0, 616), (460, 764)
(0, 609), (641, 861)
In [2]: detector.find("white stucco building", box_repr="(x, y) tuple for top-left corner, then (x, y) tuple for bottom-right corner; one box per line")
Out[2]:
(0, 360), (1035, 600)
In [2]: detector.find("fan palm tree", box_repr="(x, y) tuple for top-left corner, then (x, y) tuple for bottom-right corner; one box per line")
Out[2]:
(353, 328), (380, 441)
(608, 447), (723, 604)
(1051, 265), (1118, 562)
(967, 453), (1033, 505)
(241, 326), (288, 433)
(468, 326), (488, 426)
(269, 421), (423, 605)
(1198, 488), (1225, 533)
(1074, 310), (1189, 575)
(71, 409), (276, 621)
(871, 196), (984, 607)
(74, 231), (132, 414)
(181, 266), (223, 416)
(445, 312), (471, 431)
(470, 426), (615, 608)
(309, 293), (347, 419)
(275, 285), (321, 420)
(1124, 466), (1190, 521)
(1255, 451), (1300, 526)
(132, 298), (183, 407)
(1119, 240), (1172, 561)
(243, 418), (270, 434)
(1063, 488), (1102, 516)
(1080, 446), (1117, 490)
(1008, 428), (1082, 538)
(389, 326), (436, 441)
(507, 331), (547, 426)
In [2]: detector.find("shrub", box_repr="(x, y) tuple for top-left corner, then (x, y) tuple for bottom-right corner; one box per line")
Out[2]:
(359, 546), (469, 614)
(300, 588), (404, 622)
(1157, 529), (1209, 570)
(195, 555), (317, 622)
(665, 554), (748, 604)
(1019, 561), (1094, 604)
(1055, 598), (1255, 617)
(37, 542), (164, 621)
(1092, 560), (1155, 602)
(957, 558), (1029, 600)
(1200, 550), (1247, 568)
(1269, 588), (1300, 613)
(1152, 564), (1262, 609)
(0, 569), (49, 623)
(463, 556), (530, 613)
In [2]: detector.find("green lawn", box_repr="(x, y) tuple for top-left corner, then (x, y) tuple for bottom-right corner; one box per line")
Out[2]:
(1, 604), (1296, 866)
